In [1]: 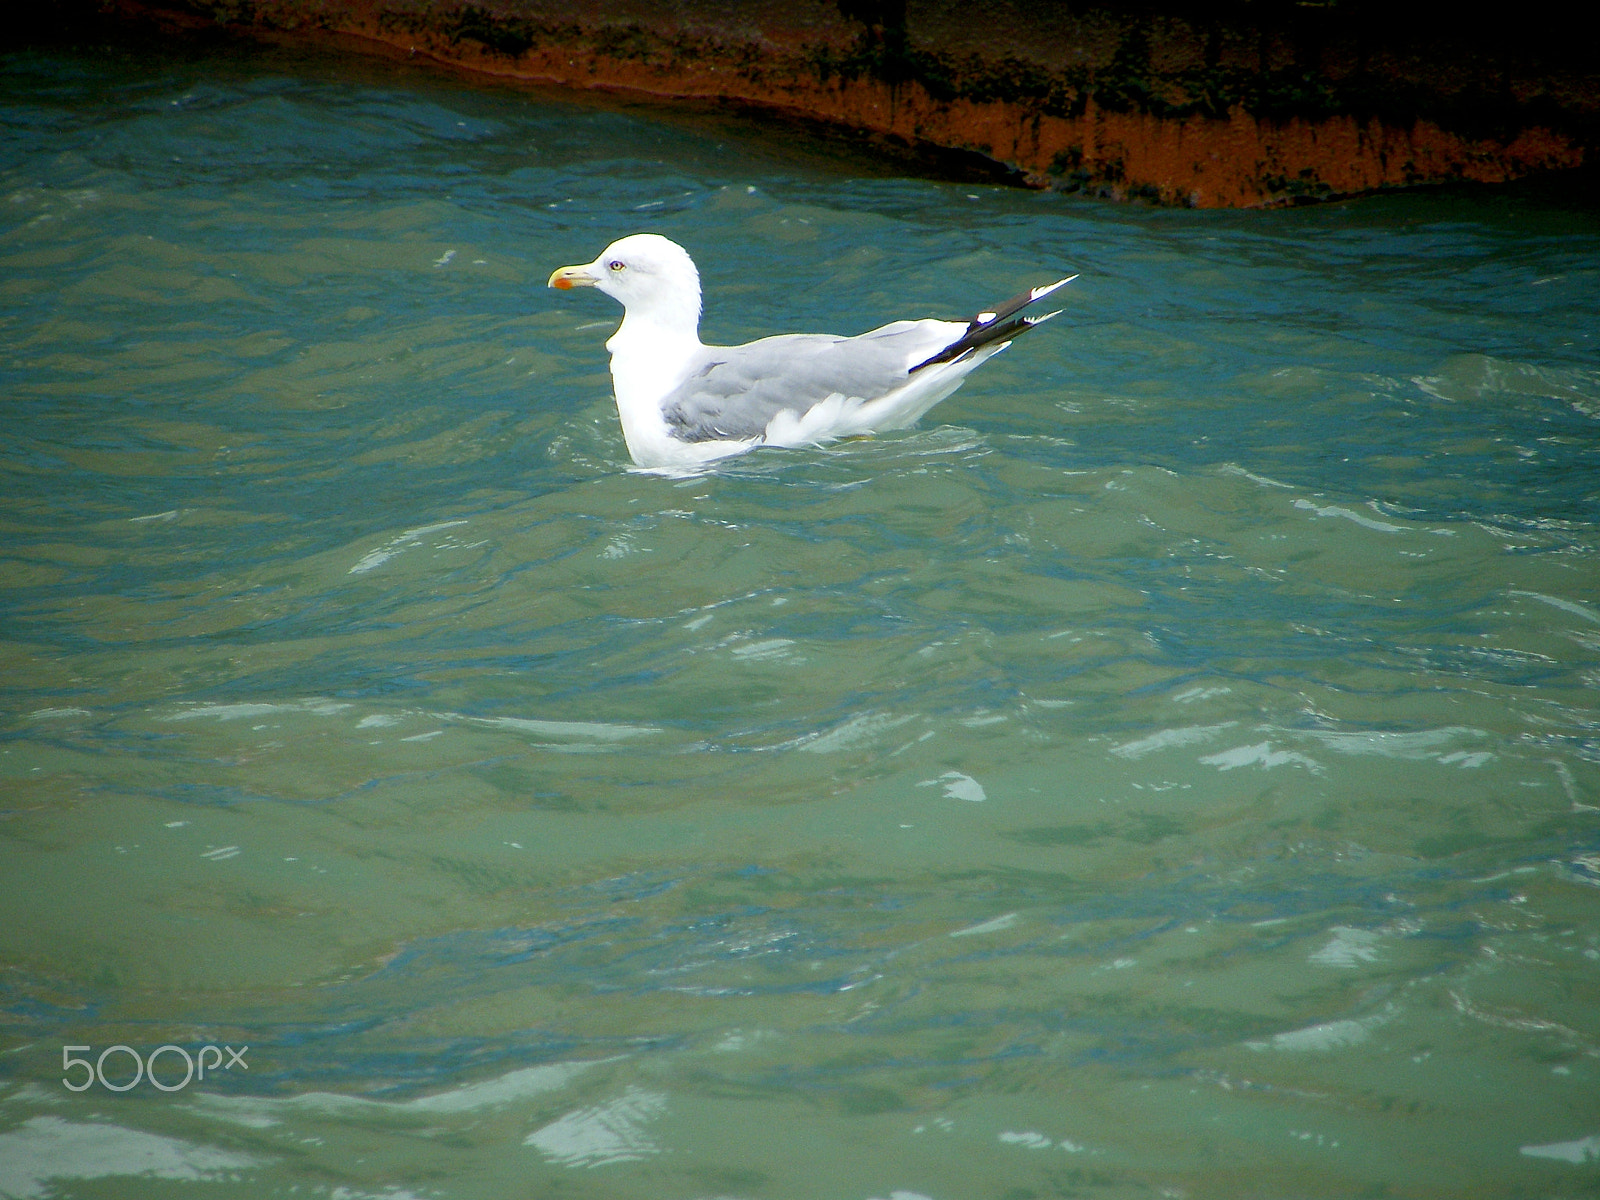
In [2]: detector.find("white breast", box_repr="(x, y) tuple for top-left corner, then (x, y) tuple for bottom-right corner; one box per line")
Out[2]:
(604, 325), (753, 471)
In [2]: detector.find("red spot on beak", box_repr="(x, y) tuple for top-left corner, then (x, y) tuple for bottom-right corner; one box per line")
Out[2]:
(551, 276), (572, 290)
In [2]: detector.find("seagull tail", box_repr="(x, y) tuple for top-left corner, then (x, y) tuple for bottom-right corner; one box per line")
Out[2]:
(909, 274), (1076, 374)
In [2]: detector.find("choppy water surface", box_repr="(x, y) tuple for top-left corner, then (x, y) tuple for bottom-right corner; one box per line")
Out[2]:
(2, 41), (1598, 1200)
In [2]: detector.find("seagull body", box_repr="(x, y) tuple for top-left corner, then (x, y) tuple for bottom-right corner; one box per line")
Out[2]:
(548, 234), (1073, 471)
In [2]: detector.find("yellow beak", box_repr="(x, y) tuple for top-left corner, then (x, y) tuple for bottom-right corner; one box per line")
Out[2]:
(547, 264), (598, 290)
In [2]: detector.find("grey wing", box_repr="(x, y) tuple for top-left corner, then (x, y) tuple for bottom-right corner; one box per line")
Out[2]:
(663, 323), (951, 443)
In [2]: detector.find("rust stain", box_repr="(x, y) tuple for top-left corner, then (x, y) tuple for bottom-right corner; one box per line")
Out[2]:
(107, 0), (1590, 207)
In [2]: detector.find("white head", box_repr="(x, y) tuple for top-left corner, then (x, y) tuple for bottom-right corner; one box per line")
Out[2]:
(547, 233), (702, 336)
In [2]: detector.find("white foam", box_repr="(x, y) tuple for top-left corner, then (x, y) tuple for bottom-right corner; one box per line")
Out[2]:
(1219, 463), (1293, 489)
(1292, 498), (1405, 533)
(461, 715), (661, 741)
(999, 1130), (1052, 1149)
(403, 1062), (599, 1114)
(951, 912), (1018, 938)
(1509, 590), (1600, 625)
(1521, 1134), (1600, 1164)
(730, 638), (796, 661)
(524, 1085), (667, 1168)
(0, 1116), (260, 1199)
(917, 771), (986, 802)
(165, 699), (351, 722)
(190, 1060), (603, 1128)
(1170, 686), (1231, 704)
(1200, 742), (1321, 773)
(1112, 722), (1235, 759)
(349, 520), (469, 575)
(1308, 727), (1481, 759)
(1309, 926), (1381, 968)
(1247, 1013), (1385, 1052)
(796, 712), (914, 754)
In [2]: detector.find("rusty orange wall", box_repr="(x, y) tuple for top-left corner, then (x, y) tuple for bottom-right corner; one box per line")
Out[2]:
(105, 0), (1596, 206)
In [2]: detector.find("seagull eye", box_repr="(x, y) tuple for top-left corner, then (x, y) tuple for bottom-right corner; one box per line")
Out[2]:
(607, 260), (625, 272)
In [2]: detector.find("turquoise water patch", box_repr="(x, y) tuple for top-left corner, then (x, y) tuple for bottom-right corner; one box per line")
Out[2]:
(1, 40), (1598, 1200)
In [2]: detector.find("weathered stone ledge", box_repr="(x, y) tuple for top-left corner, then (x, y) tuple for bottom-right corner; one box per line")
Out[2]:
(90, 0), (1600, 206)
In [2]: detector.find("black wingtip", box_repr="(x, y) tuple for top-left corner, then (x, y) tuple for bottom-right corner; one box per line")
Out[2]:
(964, 274), (1078, 333)
(912, 275), (1075, 373)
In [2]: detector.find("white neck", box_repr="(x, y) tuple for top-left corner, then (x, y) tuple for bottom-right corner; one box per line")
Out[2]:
(605, 307), (704, 465)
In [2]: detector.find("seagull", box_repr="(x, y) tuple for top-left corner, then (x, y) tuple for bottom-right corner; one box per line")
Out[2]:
(547, 233), (1074, 471)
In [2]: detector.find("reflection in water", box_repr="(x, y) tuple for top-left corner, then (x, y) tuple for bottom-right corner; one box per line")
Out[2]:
(1, 37), (1598, 1200)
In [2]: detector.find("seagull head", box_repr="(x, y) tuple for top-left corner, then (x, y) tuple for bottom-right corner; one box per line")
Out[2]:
(547, 233), (702, 333)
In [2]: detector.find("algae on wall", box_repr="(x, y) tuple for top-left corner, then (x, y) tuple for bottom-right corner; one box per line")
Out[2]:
(87, 0), (1599, 206)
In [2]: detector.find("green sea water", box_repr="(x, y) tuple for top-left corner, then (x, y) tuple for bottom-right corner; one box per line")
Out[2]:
(2, 39), (1599, 1200)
